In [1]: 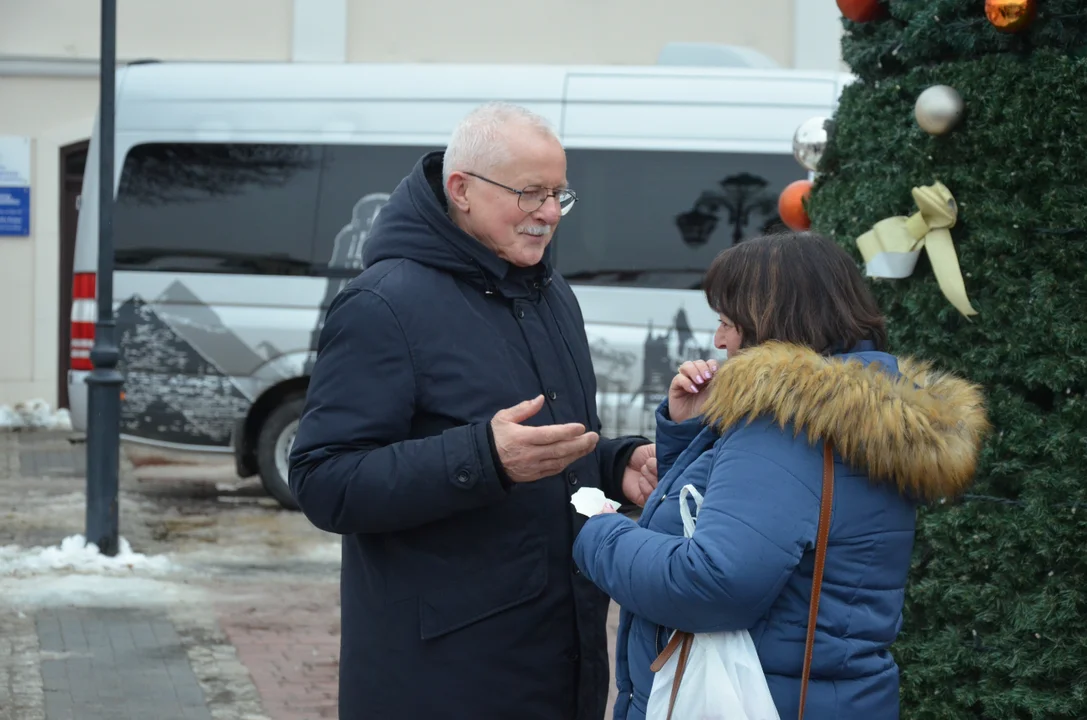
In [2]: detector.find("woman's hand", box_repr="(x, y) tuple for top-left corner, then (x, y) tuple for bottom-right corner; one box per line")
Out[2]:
(667, 359), (719, 424)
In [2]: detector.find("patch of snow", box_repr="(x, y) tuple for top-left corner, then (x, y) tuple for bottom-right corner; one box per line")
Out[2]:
(0, 574), (201, 608)
(215, 480), (254, 492)
(0, 404), (19, 427)
(216, 495), (280, 507)
(0, 534), (175, 576)
(305, 542), (342, 563)
(0, 399), (72, 431)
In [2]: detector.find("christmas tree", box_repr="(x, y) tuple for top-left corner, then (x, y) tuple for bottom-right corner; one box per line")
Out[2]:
(796, 1), (1087, 717)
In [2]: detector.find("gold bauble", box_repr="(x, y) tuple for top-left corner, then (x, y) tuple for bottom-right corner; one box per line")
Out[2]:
(985, 0), (1037, 33)
(914, 85), (964, 136)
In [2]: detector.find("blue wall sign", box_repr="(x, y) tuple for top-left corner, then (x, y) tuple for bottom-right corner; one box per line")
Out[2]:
(0, 186), (30, 237)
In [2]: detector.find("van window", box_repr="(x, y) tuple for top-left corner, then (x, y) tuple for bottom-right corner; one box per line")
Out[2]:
(557, 149), (805, 289)
(114, 143), (324, 275)
(113, 142), (439, 277)
(305, 144), (439, 363)
(311, 144), (441, 274)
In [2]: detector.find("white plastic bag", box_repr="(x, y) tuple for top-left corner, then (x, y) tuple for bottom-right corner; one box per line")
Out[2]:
(645, 484), (780, 720)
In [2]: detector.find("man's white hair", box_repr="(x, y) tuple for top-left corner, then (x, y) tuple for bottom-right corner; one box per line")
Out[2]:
(442, 102), (559, 190)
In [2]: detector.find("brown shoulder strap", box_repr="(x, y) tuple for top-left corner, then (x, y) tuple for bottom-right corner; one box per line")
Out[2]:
(649, 441), (836, 720)
(649, 630), (693, 720)
(799, 441), (835, 720)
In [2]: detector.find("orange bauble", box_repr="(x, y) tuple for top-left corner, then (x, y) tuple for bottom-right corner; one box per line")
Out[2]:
(778, 180), (812, 231)
(985, 0), (1036, 33)
(836, 0), (886, 23)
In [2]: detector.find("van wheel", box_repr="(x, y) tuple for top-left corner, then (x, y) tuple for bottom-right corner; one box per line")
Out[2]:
(256, 396), (304, 510)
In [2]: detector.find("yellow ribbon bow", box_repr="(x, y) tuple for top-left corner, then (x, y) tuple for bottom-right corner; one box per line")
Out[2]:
(856, 181), (978, 318)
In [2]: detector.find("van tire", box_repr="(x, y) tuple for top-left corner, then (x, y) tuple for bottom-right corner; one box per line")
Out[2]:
(256, 396), (304, 510)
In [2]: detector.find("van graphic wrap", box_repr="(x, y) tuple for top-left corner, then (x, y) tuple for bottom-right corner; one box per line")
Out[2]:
(591, 307), (716, 437)
(112, 282), (713, 447)
(306, 192), (392, 370)
(116, 294), (253, 446)
(639, 308), (710, 405)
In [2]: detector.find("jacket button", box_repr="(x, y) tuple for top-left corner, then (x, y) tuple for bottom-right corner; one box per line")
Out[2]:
(547, 389), (558, 400)
(567, 472), (578, 486)
(572, 566), (581, 576)
(517, 308), (525, 319)
(455, 470), (470, 484)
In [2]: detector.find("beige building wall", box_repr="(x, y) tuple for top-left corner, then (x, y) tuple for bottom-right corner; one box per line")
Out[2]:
(0, 81), (101, 405)
(0, 0), (293, 61)
(346, 0), (796, 66)
(0, 0), (844, 409)
(0, 0), (293, 408)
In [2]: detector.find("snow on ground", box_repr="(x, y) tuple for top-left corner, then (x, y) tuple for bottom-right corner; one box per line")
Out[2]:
(0, 573), (201, 608)
(0, 535), (199, 608)
(0, 534), (174, 576)
(0, 399), (72, 431)
(304, 541), (342, 563)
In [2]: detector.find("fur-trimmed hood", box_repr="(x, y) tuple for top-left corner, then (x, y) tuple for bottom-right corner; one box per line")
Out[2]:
(701, 342), (991, 501)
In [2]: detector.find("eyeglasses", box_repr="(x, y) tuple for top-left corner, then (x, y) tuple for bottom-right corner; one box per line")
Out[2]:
(465, 172), (578, 216)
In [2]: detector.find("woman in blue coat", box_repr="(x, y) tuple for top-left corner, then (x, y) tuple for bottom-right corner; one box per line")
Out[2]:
(573, 232), (990, 719)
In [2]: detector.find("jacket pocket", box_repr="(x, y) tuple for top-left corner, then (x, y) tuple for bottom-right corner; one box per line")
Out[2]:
(418, 541), (548, 640)
(655, 623), (675, 655)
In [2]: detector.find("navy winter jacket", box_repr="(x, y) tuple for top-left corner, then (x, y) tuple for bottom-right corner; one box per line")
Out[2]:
(573, 342), (988, 720)
(289, 151), (648, 720)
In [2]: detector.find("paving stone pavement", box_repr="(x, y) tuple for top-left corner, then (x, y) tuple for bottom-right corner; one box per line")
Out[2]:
(1, 429), (625, 720)
(0, 606), (45, 719)
(0, 430), (284, 720)
(214, 581), (340, 720)
(36, 608), (211, 720)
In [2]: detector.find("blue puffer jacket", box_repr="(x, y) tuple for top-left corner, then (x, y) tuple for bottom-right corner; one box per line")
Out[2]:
(573, 341), (988, 720)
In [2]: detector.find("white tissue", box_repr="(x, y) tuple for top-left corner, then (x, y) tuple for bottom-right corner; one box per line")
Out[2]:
(570, 487), (621, 517)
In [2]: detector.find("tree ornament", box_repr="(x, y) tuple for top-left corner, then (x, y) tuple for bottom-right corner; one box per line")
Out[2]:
(985, 0), (1037, 33)
(855, 181), (977, 317)
(915, 85), (964, 135)
(778, 180), (812, 231)
(792, 116), (830, 172)
(836, 0), (887, 23)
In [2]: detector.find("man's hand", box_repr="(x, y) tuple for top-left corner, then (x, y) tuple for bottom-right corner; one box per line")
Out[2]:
(621, 443), (658, 507)
(491, 396), (600, 483)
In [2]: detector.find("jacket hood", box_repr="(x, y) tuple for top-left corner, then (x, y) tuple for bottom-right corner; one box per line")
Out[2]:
(702, 342), (991, 501)
(362, 151), (552, 296)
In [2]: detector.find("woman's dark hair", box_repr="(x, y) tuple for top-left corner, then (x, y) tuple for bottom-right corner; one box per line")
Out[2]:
(702, 230), (887, 353)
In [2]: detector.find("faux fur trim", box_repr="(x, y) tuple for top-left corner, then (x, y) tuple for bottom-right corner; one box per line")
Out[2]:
(701, 342), (991, 501)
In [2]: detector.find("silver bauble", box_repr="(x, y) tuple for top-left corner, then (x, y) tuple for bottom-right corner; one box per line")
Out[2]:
(792, 116), (830, 172)
(915, 85), (964, 135)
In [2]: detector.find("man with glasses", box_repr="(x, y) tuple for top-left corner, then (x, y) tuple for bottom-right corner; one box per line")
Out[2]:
(289, 102), (658, 720)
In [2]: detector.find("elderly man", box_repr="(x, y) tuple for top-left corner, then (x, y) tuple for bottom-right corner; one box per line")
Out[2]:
(289, 102), (656, 720)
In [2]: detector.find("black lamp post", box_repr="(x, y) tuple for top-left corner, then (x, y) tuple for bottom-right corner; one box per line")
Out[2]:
(85, 0), (122, 556)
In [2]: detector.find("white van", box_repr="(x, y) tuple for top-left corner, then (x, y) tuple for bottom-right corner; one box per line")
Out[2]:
(69, 60), (851, 509)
